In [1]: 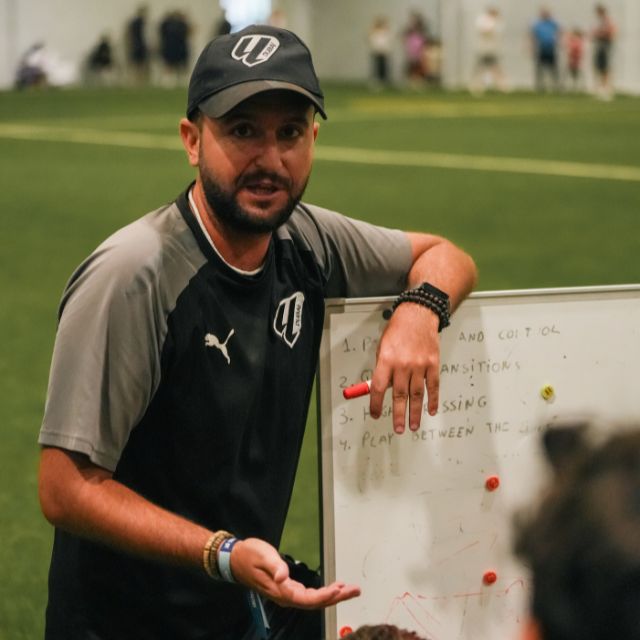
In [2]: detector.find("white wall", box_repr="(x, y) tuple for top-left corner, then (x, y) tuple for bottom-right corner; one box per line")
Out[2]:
(2, 0), (638, 93)
(284, 0), (441, 85)
(0, 0), (223, 88)
(287, 0), (639, 94)
(278, 0), (312, 48)
(441, 0), (638, 93)
(619, 0), (640, 93)
(0, 0), (18, 87)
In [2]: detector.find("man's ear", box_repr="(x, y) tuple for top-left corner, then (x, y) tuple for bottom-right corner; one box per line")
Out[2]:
(179, 117), (200, 167)
(313, 121), (319, 141)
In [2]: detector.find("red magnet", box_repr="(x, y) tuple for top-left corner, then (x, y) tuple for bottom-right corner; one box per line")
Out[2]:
(485, 475), (500, 491)
(483, 570), (498, 585)
(339, 626), (354, 637)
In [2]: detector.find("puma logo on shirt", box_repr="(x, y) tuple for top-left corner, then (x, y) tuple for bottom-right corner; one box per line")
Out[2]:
(204, 329), (235, 364)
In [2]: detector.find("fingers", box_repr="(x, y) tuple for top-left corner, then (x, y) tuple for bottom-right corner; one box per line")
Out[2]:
(409, 372), (427, 429)
(271, 561), (289, 584)
(231, 539), (361, 611)
(309, 581), (361, 608)
(391, 371), (410, 434)
(372, 353), (433, 434)
(273, 579), (361, 609)
(392, 372), (426, 434)
(425, 361), (440, 417)
(368, 370), (391, 421)
(370, 305), (441, 433)
(382, 371), (439, 433)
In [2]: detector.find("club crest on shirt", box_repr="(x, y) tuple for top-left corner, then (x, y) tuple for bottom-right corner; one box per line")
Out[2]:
(232, 35), (280, 67)
(274, 292), (304, 348)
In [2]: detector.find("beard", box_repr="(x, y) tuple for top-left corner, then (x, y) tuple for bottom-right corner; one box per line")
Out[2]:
(200, 164), (309, 235)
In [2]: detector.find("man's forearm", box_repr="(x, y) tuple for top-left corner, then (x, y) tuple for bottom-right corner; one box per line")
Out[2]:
(39, 446), (362, 609)
(405, 232), (478, 310)
(39, 447), (211, 571)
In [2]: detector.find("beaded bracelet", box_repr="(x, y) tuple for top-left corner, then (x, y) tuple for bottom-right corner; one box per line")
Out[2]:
(391, 282), (451, 332)
(202, 530), (234, 579)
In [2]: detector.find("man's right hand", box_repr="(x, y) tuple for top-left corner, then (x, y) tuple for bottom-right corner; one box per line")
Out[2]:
(230, 538), (361, 609)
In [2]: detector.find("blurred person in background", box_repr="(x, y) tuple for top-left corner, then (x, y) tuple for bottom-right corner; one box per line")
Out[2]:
(564, 28), (585, 92)
(343, 624), (428, 639)
(424, 38), (443, 87)
(530, 7), (561, 92)
(159, 10), (192, 87)
(126, 5), (150, 86)
(37, 24), (477, 640)
(515, 423), (640, 640)
(85, 34), (116, 87)
(213, 0), (231, 36)
(14, 42), (48, 89)
(591, 4), (616, 101)
(368, 16), (393, 90)
(14, 41), (77, 89)
(402, 11), (429, 89)
(469, 6), (508, 95)
(214, 10), (232, 37)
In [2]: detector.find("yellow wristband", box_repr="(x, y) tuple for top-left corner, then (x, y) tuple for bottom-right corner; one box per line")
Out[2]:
(202, 534), (216, 578)
(203, 530), (233, 579)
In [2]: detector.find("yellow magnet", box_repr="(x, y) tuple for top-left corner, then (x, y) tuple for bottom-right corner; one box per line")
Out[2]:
(540, 384), (555, 401)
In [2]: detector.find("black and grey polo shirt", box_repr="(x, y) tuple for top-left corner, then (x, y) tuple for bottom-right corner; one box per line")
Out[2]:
(39, 186), (412, 639)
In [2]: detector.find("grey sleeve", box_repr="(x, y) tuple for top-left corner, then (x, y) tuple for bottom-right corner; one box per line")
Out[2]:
(286, 203), (413, 298)
(39, 239), (165, 471)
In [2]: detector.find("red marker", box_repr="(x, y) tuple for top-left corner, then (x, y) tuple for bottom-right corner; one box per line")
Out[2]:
(343, 380), (372, 399)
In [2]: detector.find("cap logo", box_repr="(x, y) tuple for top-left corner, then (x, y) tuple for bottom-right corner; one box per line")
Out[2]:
(232, 35), (280, 67)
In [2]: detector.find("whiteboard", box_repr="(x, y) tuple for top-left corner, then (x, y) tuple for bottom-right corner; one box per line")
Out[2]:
(319, 285), (640, 640)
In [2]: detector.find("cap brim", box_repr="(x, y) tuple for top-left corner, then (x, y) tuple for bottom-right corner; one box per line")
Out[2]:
(198, 80), (327, 120)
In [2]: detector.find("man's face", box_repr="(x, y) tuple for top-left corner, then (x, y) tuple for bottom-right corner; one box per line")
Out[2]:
(196, 91), (318, 234)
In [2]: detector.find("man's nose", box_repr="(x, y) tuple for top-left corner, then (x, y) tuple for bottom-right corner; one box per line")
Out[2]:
(254, 135), (284, 171)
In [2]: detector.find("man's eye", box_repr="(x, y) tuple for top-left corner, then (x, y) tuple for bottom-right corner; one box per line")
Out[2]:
(232, 124), (254, 138)
(280, 125), (302, 139)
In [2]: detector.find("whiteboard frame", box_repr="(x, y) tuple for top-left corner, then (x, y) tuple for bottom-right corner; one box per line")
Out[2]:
(318, 284), (640, 639)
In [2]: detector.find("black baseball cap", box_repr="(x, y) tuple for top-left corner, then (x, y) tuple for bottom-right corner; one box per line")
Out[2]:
(187, 24), (326, 120)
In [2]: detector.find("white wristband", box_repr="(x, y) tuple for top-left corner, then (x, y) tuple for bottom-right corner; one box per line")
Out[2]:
(217, 537), (238, 583)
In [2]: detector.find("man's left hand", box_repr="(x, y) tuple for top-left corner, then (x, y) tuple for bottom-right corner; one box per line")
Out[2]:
(369, 302), (441, 433)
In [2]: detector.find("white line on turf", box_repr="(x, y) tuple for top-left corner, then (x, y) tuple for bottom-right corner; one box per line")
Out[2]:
(1, 123), (639, 183)
(313, 146), (640, 182)
(0, 124), (183, 151)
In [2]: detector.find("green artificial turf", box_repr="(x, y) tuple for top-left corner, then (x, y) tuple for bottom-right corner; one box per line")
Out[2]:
(0, 84), (638, 638)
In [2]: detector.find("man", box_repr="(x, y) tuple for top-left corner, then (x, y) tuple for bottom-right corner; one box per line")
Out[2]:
(126, 5), (149, 86)
(515, 424), (640, 640)
(592, 4), (616, 101)
(531, 7), (561, 92)
(469, 6), (507, 95)
(38, 25), (477, 639)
